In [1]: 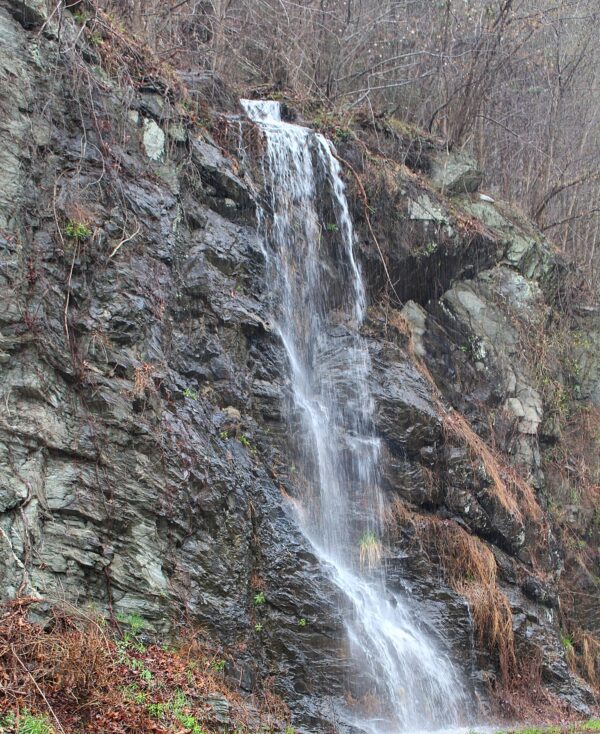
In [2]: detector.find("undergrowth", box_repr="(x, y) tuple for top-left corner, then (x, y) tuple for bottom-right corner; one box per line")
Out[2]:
(0, 598), (291, 734)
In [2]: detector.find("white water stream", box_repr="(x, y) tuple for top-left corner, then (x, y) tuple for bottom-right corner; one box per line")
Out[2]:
(242, 100), (469, 732)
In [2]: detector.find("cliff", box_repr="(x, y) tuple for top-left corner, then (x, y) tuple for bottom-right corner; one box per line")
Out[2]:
(0, 2), (597, 731)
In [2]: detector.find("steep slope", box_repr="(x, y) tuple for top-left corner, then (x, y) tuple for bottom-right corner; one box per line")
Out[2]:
(0, 1), (597, 730)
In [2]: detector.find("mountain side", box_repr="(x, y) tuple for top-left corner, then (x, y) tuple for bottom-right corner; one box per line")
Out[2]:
(0, 1), (597, 730)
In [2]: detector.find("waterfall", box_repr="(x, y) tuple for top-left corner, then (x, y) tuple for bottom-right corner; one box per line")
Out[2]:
(242, 100), (469, 733)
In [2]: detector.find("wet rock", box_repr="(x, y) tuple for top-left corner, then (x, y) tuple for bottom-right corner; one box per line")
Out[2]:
(204, 693), (230, 724)
(401, 300), (427, 358)
(0, 5), (596, 725)
(5, 0), (47, 28)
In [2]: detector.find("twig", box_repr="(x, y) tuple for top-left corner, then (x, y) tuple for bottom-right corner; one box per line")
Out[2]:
(64, 240), (79, 348)
(108, 222), (141, 259)
(11, 647), (67, 734)
(51, 175), (72, 346)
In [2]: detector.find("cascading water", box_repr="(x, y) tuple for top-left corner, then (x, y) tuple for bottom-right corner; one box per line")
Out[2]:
(242, 100), (469, 733)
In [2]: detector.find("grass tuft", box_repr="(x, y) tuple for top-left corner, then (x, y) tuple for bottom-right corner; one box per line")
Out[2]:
(358, 531), (382, 569)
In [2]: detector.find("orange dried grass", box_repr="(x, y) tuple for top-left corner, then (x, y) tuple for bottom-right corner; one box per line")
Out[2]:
(423, 517), (517, 682)
(388, 502), (517, 682)
(0, 598), (113, 727)
(388, 309), (543, 524)
(133, 362), (155, 397)
(575, 630), (600, 687)
(0, 598), (292, 734)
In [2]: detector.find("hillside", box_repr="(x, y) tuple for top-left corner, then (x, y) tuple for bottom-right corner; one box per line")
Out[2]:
(0, 1), (598, 731)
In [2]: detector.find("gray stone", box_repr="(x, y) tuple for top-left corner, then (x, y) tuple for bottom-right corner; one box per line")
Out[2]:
(401, 301), (427, 358)
(142, 118), (166, 161)
(5, 0), (47, 28)
(459, 197), (552, 279)
(408, 193), (448, 223)
(430, 150), (482, 194)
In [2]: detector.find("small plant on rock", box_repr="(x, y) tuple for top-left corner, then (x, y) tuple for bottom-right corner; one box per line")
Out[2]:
(147, 702), (169, 720)
(64, 219), (92, 240)
(358, 531), (382, 569)
(121, 612), (145, 635)
(210, 658), (226, 673)
(253, 591), (266, 606)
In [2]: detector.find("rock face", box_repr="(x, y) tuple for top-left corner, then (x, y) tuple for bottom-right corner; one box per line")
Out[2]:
(0, 1), (597, 728)
(430, 149), (483, 194)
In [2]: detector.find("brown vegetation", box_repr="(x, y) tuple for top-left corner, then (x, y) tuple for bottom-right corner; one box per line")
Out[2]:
(0, 598), (290, 734)
(388, 503), (517, 683)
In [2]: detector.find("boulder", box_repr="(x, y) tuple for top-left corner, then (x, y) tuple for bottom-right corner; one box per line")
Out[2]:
(430, 149), (483, 194)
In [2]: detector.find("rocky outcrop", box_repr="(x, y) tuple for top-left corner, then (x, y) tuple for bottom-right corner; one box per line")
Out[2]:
(0, 1), (597, 728)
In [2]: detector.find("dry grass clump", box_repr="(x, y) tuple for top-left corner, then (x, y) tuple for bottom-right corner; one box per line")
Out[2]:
(132, 362), (156, 398)
(422, 517), (517, 682)
(0, 598), (291, 734)
(387, 502), (518, 682)
(575, 630), (600, 687)
(0, 598), (113, 733)
(385, 308), (544, 528)
(547, 405), (600, 512)
(358, 531), (383, 570)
